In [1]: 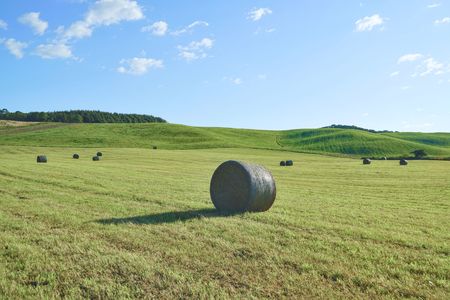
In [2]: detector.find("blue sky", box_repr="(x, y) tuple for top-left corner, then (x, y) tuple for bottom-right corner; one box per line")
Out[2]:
(0, 0), (449, 132)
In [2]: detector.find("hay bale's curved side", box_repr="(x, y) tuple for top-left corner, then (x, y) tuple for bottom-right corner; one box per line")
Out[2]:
(400, 159), (408, 166)
(210, 160), (276, 212)
(37, 155), (47, 163)
(97, 152), (103, 157)
(280, 161), (286, 166)
(92, 156), (100, 161)
(363, 158), (371, 165)
(73, 154), (80, 159)
(286, 160), (293, 166)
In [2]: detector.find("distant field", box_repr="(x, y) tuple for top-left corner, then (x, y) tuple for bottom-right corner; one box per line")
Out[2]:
(0, 146), (449, 298)
(0, 122), (449, 158)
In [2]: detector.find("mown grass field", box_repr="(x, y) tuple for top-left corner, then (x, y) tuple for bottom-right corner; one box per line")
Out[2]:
(1, 122), (450, 158)
(1, 146), (449, 299)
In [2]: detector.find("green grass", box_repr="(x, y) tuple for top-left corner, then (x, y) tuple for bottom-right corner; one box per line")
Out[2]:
(0, 146), (449, 298)
(0, 122), (449, 158)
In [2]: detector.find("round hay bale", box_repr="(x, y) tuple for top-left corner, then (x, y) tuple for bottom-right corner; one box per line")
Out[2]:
(92, 156), (100, 161)
(73, 154), (80, 159)
(286, 160), (294, 166)
(96, 152), (103, 157)
(210, 160), (276, 212)
(363, 158), (371, 165)
(280, 161), (286, 166)
(400, 159), (408, 166)
(37, 155), (47, 163)
(153, 146), (157, 150)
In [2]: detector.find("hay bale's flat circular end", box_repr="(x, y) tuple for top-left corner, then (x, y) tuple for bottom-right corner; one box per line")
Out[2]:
(210, 160), (276, 213)
(37, 155), (47, 163)
(92, 156), (100, 161)
(96, 152), (103, 157)
(363, 158), (371, 165)
(400, 159), (408, 166)
(280, 161), (286, 166)
(73, 154), (80, 159)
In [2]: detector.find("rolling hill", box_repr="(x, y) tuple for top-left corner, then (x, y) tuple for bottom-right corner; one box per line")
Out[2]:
(0, 122), (449, 158)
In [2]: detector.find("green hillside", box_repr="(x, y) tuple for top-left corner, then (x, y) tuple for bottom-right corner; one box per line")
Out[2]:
(0, 122), (449, 158)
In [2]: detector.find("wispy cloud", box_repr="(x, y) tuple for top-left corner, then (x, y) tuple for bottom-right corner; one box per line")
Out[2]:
(248, 8), (272, 21)
(398, 53), (423, 64)
(171, 21), (209, 36)
(117, 57), (163, 75)
(224, 76), (243, 85)
(434, 17), (450, 25)
(0, 19), (7, 30)
(18, 12), (48, 35)
(35, 43), (73, 59)
(355, 14), (384, 32)
(142, 21), (168, 36)
(3, 38), (27, 59)
(427, 3), (441, 8)
(390, 71), (400, 77)
(177, 38), (214, 61)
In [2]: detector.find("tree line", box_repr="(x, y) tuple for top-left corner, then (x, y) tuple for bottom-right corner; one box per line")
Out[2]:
(323, 124), (395, 133)
(0, 109), (166, 124)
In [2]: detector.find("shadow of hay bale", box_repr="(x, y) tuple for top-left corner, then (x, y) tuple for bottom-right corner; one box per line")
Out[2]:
(96, 208), (241, 225)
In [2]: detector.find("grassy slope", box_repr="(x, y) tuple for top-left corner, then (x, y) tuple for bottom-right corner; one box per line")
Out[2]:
(0, 146), (449, 298)
(0, 122), (449, 157)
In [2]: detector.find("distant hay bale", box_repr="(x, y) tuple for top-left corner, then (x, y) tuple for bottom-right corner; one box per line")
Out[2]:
(73, 154), (80, 159)
(280, 161), (286, 166)
(210, 160), (276, 212)
(400, 159), (408, 166)
(36, 155), (47, 163)
(96, 152), (103, 157)
(286, 160), (294, 166)
(363, 158), (371, 165)
(92, 156), (100, 161)
(153, 146), (157, 150)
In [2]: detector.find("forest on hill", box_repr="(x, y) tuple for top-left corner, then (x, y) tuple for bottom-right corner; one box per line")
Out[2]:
(0, 109), (166, 124)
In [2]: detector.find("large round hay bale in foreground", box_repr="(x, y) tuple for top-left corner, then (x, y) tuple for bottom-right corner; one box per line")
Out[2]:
(92, 156), (100, 161)
(37, 155), (47, 163)
(96, 152), (103, 157)
(280, 161), (286, 166)
(73, 154), (80, 159)
(400, 159), (408, 166)
(210, 160), (276, 212)
(286, 160), (294, 166)
(363, 158), (371, 165)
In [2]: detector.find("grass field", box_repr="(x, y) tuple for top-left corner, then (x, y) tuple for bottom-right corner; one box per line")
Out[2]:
(1, 122), (450, 158)
(0, 146), (449, 298)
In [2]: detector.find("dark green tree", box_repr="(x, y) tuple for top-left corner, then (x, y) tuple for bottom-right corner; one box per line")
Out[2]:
(411, 149), (427, 159)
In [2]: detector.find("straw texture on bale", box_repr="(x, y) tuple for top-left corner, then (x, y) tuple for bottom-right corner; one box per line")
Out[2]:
(36, 155), (47, 163)
(400, 159), (408, 166)
(92, 156), (100, 161)
(73, 154), (80, 159)
(210, 160), (276, 212)
(280, 161), (286, 166)
(363, 158), (371, 165)
(286, 160), (294, 166)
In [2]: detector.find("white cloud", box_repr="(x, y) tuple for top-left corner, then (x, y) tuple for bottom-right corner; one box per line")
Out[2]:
(18, 12), (48, 35)
(355, 14), (384, 32)
(171, 21), (209, 36)
(427, 3), (441, 8)
(177, 38), (214, 61)
(62, 0), (144, 41)
(0, 19), (7, 30)
(398, 53), (423, 63)
(420, 58), (445, 76)
(223, 76), (243, 85)
(63, 21), (93, 39)
(117, 57), (163, 75)
(434, 17), (450, 25)
(390, 71), (400, 77)
(4, 38), (27, 59)
(258, 74), (267, 80)
(35, 43), (73, 59)
(248, 8), (272, 21)
(142, 21), (168, 36)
